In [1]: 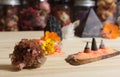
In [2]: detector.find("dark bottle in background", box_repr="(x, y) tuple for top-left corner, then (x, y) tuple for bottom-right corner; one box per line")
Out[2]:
(49, 0), (72, 27)
(116, 0), (120, 26)
(0, 0), (20, 31)
(50, 0), (71, 14)
(19, 0), (50, 31)
(96, 0), (117, 24)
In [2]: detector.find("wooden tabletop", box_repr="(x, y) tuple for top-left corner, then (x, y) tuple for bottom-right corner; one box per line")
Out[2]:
(0, 31), (120, 77)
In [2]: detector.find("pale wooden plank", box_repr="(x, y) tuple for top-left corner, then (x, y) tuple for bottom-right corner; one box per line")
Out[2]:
(0, 31), (120, 77)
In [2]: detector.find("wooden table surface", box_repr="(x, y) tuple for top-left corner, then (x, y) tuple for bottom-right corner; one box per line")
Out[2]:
(0, 31), (120, 77)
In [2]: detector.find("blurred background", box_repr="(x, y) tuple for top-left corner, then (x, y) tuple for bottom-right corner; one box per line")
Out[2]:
(0, 0), (119, 32)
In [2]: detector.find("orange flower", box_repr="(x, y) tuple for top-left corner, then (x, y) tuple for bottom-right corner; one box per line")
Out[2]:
(41, 31), (61, 42)
(102, 23), (120, 39)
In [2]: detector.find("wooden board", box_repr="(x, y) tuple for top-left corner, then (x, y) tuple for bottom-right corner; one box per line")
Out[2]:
(65, 51), (120, 65)
(0, 31), (120, 77)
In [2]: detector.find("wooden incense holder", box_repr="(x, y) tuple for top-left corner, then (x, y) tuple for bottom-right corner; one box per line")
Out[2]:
(65, 38), (120, 65)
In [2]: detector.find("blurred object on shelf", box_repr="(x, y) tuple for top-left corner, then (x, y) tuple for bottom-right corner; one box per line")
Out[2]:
(1, 0), (20, 5)
(62, 20), (80, 39)
(117, 16), (120, 27)
(19, 0), (50, 31)
(56, 9), (71, 27)
(0, 0), (20, 31)
(0, 4), (4, 31)
(50, 0), (71, 27)
(96, 0), (117, 25)
(117, 0), (120, 27)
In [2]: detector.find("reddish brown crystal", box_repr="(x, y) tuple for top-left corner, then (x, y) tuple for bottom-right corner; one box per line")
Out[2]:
(10, 39), (46, 70)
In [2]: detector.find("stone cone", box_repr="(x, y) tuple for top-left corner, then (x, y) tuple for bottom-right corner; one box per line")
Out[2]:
(91, 38), (98, 51)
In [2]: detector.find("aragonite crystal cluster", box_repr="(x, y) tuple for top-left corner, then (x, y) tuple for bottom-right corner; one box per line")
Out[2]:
(9, 39), (46, 70)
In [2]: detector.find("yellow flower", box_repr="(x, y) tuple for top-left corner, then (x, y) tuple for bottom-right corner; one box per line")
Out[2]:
(41, 39), (55, 55)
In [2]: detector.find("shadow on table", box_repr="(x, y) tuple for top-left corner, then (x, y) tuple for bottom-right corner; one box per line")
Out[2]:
(0, 64), (18, 72)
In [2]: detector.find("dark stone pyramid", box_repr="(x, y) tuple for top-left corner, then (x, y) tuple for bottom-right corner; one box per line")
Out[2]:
(75, 8), (103, 37)
(82, 9), (103, 37)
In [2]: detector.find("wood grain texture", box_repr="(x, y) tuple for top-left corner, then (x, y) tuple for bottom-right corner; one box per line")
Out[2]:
(0, 31), (120, 77)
